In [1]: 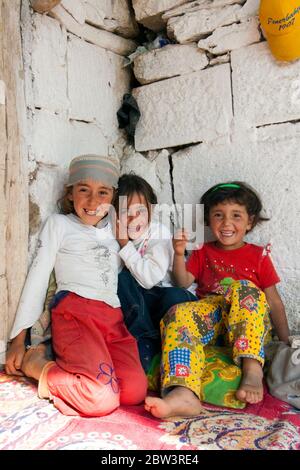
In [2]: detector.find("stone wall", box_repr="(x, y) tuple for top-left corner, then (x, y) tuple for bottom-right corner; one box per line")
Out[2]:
(123, 0), (300, 332)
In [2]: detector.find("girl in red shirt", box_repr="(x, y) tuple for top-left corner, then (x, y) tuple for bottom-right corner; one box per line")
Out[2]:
(145, 182), (290, 419)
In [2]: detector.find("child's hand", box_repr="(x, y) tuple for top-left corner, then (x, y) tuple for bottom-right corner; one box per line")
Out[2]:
(173, 229), (189, 256)
(5, 340), (26, 376)
(116, 219), (129, 248)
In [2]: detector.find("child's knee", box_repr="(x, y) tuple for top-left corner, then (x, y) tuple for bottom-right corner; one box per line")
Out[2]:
(81, 391), (120, 417)
(120, 371), (148, 405)
(160, 303), (187, 328)
(225, 280), (265, 304)
(48, 371), (120, 417)
(79, 375), (122, 416)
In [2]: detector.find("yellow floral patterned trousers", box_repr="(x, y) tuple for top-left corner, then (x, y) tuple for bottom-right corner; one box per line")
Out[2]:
(160, 280), (272, 398)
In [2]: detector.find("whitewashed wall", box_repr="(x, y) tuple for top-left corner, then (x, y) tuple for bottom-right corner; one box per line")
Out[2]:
(123, 0), (300, 332)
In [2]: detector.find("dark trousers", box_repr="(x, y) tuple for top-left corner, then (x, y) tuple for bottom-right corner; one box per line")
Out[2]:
(117, 268), (197, 372)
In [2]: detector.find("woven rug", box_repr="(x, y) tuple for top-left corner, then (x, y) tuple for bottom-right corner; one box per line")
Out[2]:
(0, 371), (299, 450)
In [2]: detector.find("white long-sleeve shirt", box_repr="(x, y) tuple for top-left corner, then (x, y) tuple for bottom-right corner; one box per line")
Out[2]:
(10, 213), (121, 340)
(119, 221), (174, 289)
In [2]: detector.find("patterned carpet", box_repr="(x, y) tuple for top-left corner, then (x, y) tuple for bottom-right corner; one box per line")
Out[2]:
(0, 371), (300, 450)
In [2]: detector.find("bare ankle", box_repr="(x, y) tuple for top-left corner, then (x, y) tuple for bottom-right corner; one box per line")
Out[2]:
(21, 346), (49, 380)
(242, 358), (263, 375)
(237, 359), (264, 404)
(145, 386), (202, 419)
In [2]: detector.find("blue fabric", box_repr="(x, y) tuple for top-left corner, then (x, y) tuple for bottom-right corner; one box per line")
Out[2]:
(49, 290), (70, 310)
(117, 268), (197, 372)
(169, 348), (191, 375)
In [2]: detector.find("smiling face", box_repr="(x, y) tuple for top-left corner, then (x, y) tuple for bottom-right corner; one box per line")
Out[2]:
(209, 201), (253, 250)
(119, 192), (150, 240)
(68, 180), (114, 225)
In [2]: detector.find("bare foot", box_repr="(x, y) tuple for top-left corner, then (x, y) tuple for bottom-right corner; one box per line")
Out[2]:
(145, 386), (202, 419)
(236, 358), (264, 404)
(21, 344), (49, 381)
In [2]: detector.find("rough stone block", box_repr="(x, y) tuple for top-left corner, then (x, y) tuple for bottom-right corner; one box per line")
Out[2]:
(167, 3), (242, 43)
(30, 109), (108, 166)
(67, 35), (130, 141)
(121, 147), (174, 230)
(163, 0), (245, 20)
(31, 14), (69, 113)
(121, 147), (173, 204)
(133, 0), (186, 19)
(237, 0), (259, 20)
(133, 44), (208, 84)
(198, 17), (260, 55)
(51, 4), (137, 56)
(61, 0), (86, 24)
(231, 42), (300, 127)
(132, 0), (186, 31)
(85, 0), (139, 38)
(133, 63), (233, 151)
(209, 53), (230, 66)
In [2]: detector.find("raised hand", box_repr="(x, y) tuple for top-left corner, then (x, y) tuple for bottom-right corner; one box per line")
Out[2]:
(116, 219), (129, 248)
(173, 229), (189, 256)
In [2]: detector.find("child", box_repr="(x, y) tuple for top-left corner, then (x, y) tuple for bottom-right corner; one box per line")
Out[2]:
(25, 173), (196, 375)
(5, 155), (147, 417)
(145, 181), (290, 419)
(116, 174), (197, 372)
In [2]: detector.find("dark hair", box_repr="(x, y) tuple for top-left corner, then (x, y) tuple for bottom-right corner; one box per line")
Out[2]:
(57, 185), (76, 215)
(200, 181), (269, 232)
(116, 173), (157, 215)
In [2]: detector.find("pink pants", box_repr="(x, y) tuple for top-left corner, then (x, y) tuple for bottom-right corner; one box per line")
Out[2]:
(46, 292), (147, 417)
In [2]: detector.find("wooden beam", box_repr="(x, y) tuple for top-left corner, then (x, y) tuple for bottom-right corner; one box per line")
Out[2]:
(0, 5), (8, 352)
(0, 0), (28, 347)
